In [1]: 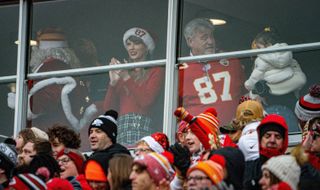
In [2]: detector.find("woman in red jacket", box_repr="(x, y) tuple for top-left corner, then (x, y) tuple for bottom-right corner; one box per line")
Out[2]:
(103, 27), (164, 146)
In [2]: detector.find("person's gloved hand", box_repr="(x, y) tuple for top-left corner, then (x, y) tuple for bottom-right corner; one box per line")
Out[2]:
(7, 92), (16, 109)
(168, 142), (191, 178)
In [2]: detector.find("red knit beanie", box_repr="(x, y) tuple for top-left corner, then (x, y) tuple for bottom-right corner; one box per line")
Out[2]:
(56, 148), (84, 174)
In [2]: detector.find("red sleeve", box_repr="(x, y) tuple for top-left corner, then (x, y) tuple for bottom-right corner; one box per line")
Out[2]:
(121, 67), (164, 109)
(103, 85), (120, 111)
(31, 59), (70, 114)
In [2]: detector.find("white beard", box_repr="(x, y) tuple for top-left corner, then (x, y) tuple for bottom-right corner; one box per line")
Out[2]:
(29, 46), (80, 73)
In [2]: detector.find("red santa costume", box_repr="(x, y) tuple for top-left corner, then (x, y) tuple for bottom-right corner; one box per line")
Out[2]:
(178, 57), (245, 126)
(18, 28), (97, 131)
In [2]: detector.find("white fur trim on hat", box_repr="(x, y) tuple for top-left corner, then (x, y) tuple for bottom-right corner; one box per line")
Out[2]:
(39, 40), (68, 50)
(30, 127), (49, 141)
(28, 77), (97, 131)
(141, 136), (164, 153)
(262, 155), (300, 190)
(123, 27), (155, 54)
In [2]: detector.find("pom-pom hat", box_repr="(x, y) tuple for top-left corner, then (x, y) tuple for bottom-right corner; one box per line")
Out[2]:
(262, 155), (300, 190)
(187, 160), (224, 185)
(295, 84), (320, 121)
(133, 152), (174, 185)
(88, 110), (118, 143)
(174, 107), (220, 150)
(123, 27), (155, 54)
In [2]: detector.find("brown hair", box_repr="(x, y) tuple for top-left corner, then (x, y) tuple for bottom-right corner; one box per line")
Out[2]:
(47, 124), (81, 149)
(108, 154), (133, 190)
(17, 128), (36, 152)
(269, 171), (281, 186)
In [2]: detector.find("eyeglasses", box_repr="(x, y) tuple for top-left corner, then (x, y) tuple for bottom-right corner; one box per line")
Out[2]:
(187, 176), (210, 182)
(57, 157), (71, 165)
(134, 148), (152, 154)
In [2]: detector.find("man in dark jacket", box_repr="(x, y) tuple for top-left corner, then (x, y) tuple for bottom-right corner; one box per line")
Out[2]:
(243, 114), (288, 190)
(86, 110), (130, 188)
(88, 109), (130, 155)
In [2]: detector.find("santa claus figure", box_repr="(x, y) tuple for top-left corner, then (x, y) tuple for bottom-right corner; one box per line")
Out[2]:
(8, 28), (97, 131)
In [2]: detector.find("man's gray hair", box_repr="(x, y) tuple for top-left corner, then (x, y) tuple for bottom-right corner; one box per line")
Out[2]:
(184, 18), (214, 40)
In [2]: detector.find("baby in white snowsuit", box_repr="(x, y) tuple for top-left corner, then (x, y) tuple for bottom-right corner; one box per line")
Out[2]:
(245, 28), (306, 95)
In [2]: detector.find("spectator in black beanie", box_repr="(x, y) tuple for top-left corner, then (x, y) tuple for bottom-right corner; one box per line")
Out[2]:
(88, 109), (130, 156)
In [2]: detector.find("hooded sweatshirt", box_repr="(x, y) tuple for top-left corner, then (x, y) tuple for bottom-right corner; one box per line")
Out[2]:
(243, 114), (288, 190)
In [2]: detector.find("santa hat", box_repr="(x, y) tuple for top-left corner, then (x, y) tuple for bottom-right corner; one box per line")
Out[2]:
(187, 160), (224, 185)
(37, 27), (68, 49)
(56, 148), (84, 174)
(295, 84), (320, 121)
(88, 110), (118, 143)
(84, 160), (107, 182)
(262, 155), (300, 190)
(47, 177), (74, 190)
(9, 173), (46, 190)
(140, 135), (165, 154)
(133, 152), (174, 185)
(174, 107), (220, 150)
(31, 127), (49, 141)
(123, 27), (155, 54)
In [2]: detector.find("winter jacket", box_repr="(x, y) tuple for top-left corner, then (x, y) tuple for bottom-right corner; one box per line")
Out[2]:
(245, 43), (306, 95)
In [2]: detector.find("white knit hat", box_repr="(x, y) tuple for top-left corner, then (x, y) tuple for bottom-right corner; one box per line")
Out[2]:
(123, 27), (155, 54)
(262, 155), (300, 190)
(30, 127), (49, 141)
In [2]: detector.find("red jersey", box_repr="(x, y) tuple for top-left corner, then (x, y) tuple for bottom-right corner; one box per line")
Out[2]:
(179, 58), (245, 126)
